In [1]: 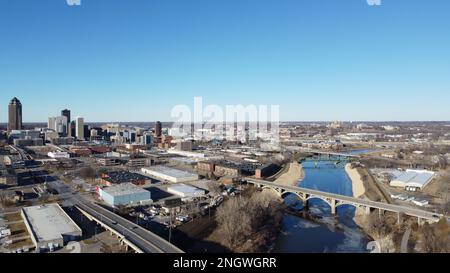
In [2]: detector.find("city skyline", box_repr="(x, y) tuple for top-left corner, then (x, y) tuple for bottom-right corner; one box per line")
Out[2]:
(1, 96), (450, 124)
(1, 0), (450, 122)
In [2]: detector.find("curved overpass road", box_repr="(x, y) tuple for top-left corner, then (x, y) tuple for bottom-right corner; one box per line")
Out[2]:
(72, 195), (184, 254)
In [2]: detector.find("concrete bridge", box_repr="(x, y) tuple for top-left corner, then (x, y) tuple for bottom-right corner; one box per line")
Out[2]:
(303, 149), (362, 159)
(75, 200), (184, 253)
(76, 204), (144, 253)
(285, 147), (362, 159)
(245, 178), (444, 225)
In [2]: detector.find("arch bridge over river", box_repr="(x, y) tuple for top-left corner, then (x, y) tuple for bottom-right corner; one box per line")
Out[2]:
(244, 178), (444, 226)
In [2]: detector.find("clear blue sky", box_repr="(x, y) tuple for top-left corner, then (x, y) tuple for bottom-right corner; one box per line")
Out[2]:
(1, 0), (449, 122)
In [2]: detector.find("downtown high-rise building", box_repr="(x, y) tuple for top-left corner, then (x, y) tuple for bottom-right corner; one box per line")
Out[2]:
(75, 117), (84, 140)
(48, 116), (68, 135)
(61, 109), (71, 123)
(155, 121), (162, 137)
(8, 97), (23, 132)
(61, 109), (71, 136)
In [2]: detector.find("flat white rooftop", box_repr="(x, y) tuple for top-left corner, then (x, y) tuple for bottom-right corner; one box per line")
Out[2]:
(167, 184), (205, 197)
(22, 204), (82, 243)
(142, 166), (198, 179)
(391, 169), (435, 189)
(102, 183), (150, 197)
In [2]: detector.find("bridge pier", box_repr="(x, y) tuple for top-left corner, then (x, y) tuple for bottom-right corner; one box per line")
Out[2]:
(330, 199), (337, 215)
(365, 206), (371, 215)
(120, 240), (129, 251)
(303, 199), (309, 209)
(397, 213), (403, 226)
(418, 218), (424, 226)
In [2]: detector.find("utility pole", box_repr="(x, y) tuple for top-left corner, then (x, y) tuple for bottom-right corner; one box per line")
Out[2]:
(168, 208), (173, 243)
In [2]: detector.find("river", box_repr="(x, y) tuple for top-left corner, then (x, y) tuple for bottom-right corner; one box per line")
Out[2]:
(271, 156), (371, 253)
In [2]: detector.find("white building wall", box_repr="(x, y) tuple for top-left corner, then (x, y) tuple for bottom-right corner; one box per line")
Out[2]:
(76, 117), (84, 140)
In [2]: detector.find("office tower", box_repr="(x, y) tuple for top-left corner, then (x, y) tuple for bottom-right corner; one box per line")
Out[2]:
(8, 97), (23, 132)
(61, 109), (71, 124)
(90, 129), (98, 137)
(61, 109), (71, 136)
(48, 116), (68, 135)
(84, 125), (91, 139)
(155, 121), (162, 137)
(70, 121), (76, 137)
(76, 117), (85, 140)
(142, 133), (153, 146)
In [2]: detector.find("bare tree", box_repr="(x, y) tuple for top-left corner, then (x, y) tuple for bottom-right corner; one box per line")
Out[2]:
(116, 205), (131, 217)
(207, 181), (223, 195)
(216, 197), (252, 248)
(367, 215), (395, 253)
(420, 220), (450, 253)
(215, 191), (282, 249)
(78, 167), (96, 181)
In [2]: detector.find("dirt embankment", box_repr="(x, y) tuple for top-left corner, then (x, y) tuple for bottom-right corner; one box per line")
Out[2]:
(345, 163), (366, 198)
(273, 161), (305, 187)
(345, 163), (396, 249)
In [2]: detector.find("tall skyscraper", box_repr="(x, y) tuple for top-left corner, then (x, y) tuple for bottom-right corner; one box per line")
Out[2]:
(8, 97), (23, 132)
(48, 116), (68, 135)
(61, 109), (71, 136)
(76, 117), (85, 140)
(61, 109), (71, 123)
(155, 121), (162, 137)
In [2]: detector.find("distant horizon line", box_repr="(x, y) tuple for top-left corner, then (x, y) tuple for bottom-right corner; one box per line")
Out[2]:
(1, 120), (450, 124)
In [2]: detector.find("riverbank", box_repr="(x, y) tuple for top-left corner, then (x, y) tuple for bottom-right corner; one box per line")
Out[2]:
(344, 163), (372, 240)
(345, 163), (366, 198)
(274, 161), (305, 187)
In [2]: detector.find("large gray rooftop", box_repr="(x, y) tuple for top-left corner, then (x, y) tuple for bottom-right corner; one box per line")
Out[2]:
(102, 182), (150, 197)
(22, 204), (82, 243)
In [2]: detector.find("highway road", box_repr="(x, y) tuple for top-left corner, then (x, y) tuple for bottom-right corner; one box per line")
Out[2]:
(71, 195), (184, 253)
(246, 178), (445, 222)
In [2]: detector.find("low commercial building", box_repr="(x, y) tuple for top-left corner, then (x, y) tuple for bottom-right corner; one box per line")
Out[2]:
(197, 162), (215, 174)
(13, 138), (44, 147)
(126, 157), (147, 168)
(0, 227), (11, 238)
(166, 149), (206, 158)
(50, 137), (74, 145)
(96, 157), (118, 166)
(98, 183), (152, 207)
(390, 169), (435, 190)
(255, 163), (281, 179)
(174, 141), (193, 152)
(100, 171), (150, 186)
(141, 166), (199, 183)
(21, 204), (82, 252)
(197, 160), (261, 178)
(48, 151), (70, 159)
(167, 184), (206, 199)
(69, 147), (92, 157)
(0, 167), (18, 186)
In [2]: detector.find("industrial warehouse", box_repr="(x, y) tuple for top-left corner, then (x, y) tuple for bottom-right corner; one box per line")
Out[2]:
(21, 204), (82, 252)
(390, 169), (436, 190)
(98, 183), (153, 207)
(167, 184), (206, 200)
(141, 166), (199, 183)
